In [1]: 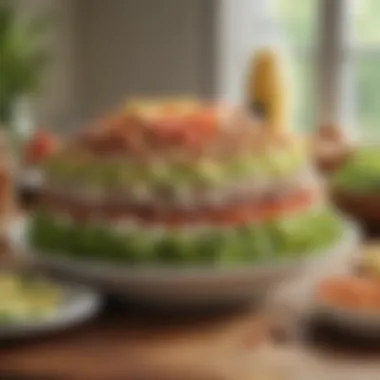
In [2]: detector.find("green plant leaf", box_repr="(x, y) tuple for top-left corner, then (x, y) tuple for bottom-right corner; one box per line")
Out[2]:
(0, 6), (15, 45)
(0, 4), (51, 115)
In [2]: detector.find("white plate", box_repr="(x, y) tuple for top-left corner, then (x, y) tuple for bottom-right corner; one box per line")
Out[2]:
(13, 219), (360, 306)
(0, 281), (102, 340)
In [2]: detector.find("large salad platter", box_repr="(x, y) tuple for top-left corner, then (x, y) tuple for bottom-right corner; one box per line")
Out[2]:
(21, 100), (359, 305)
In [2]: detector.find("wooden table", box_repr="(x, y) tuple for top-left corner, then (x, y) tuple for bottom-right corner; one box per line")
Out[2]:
(2, 223), (380, 380)
(1, 298), (380, 380)
(0, 302), (270, 380)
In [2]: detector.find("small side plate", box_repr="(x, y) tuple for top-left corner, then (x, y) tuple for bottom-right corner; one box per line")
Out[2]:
(0, 279), (102, 340)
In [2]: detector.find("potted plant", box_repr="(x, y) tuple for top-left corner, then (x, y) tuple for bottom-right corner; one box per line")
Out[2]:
(0, 5), (50, 143)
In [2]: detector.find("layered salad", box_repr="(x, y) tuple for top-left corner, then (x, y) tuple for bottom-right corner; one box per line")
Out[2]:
(30, 99), (344, 265)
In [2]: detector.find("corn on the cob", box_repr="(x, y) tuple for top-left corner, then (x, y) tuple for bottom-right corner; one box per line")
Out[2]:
(247, 48), (292, 134)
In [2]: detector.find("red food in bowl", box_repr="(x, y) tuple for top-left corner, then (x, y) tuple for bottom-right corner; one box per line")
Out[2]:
(317, 276), (380, 311)
(25, 131), (59, 164)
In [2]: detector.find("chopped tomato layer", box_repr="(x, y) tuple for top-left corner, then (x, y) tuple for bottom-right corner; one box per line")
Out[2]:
(42, 188), (319, 227)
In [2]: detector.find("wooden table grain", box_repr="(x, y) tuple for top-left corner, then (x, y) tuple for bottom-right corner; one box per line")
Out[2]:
(1, 300), (380, 380)
(0, 303), (272, 380)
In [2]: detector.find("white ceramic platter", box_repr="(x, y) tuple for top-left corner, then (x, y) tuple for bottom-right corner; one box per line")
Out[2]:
(12, 218), (360, 307)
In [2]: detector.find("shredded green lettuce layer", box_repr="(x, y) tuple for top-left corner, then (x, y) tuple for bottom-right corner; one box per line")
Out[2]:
(30, 208), (343, 266)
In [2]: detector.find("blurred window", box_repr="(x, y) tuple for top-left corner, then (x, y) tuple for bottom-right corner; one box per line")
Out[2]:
(275, 0), (380, 136)
(273, 0), (317, 132)
(352, 0), (380, 137)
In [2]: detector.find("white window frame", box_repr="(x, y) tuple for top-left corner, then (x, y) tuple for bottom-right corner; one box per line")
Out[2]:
(216, 0), (365, 136)
(317, 0), (356, 136)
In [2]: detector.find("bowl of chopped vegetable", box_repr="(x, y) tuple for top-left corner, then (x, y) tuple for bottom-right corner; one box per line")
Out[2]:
(331, 146), (380, 227)
(314, 275), (380, 337)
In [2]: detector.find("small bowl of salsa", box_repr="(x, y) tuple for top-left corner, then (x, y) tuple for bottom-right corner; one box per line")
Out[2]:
(315, 275), (380, 335)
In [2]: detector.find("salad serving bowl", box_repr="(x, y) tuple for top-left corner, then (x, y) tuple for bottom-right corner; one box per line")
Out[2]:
(13, 218), (360, 307)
